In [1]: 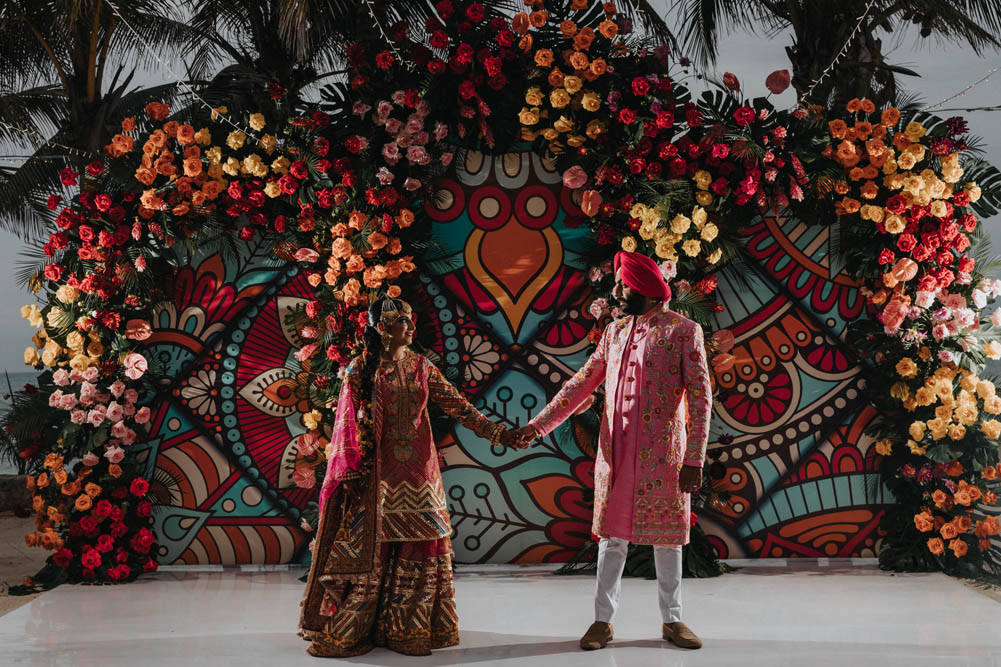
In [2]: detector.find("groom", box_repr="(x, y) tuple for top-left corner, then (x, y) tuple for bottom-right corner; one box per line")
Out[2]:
(512, 250), (713, 650)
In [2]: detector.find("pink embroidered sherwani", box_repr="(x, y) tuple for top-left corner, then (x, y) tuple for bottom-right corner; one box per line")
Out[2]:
(530, 303), (713, 546)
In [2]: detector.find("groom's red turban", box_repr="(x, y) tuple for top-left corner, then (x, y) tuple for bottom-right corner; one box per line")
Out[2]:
(614, 251), (671, 301)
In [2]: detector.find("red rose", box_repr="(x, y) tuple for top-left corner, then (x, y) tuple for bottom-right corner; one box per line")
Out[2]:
(44, 264), (63, 281)
(78, 225), (95, 242)
(628, 158), (647, 174)
(488, 74), (508, 91)
(896, 234), (917, 253)
(428, 58), (446, 74)
(80, 515), (99, 533)
(110, 522), (128, 538)
(290, 160), (309, 179)
(312, 137), (330, 157)
(305, 300), (322, 318)
(98, 230), (114, 248)
(952, 191), (970, 208)
(87, 161), (104, 177)
(94, 500), (113, 517)
(466, 2), (485, 22)
(917, 274), (938, 292)
(958, 213), (977, 232)
(631, 77), (651, 97)
(96, 535), (115, 553)
(496, 29), (514, 47)
(733, 106), (755, 126)
(375, 50), (395, 69)
(885, 195), (907, 215)
(107, 204), (125, 222)
(618, 108), (637, 124)
(685, 107), (702, 127)
(47, 195), (62, 210)
(951, 233), (970, 252)
(430, 29), (450, 48)
(711, 177), (730, 195)
(341, 171), (357, 187)
(458, 80), (477, 100)
(317, 189), (334, 209)
(312, 111), (330, 128)
(958, 256), (975, 273)
(877, 249), (895, 265)
(130, 477), (150, 497)
(60, 168), (79, 186)
(52, 548), (72, 568)
(80, 549), (102, 569)
(279, 174), (299, 195)
(143, 558), (158, 573)
(912, 244), (934, 262)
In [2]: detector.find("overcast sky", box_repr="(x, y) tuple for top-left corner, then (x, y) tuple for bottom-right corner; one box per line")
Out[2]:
(1, 12), (999, 373)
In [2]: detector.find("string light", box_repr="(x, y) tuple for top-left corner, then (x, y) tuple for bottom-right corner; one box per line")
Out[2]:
(361, 0), (412, 70)
(799, 0), (877, 104)
(103, 0), (258, 140)
(925, 65), (1001, 111)
(0, 120), (97, 160)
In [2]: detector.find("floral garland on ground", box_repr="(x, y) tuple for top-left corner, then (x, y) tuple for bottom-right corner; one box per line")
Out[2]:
(833, 100), (1001, 576)
(9, 0), (1001, 586)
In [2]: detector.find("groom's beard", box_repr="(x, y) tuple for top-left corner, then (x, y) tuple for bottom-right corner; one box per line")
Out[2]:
(617, 291), (647, 315)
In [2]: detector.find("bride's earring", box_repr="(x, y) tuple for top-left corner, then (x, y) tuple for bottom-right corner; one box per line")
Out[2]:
(380, 326), (391, 346)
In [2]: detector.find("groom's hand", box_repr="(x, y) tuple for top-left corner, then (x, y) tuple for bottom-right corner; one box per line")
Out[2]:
(500, 427), (533, 449)
(510, 425), (538, 448)
(679, 465), (702, 494)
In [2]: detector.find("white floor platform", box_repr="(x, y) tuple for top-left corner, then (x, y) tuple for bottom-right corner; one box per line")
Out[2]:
(1, 560), (999, 666)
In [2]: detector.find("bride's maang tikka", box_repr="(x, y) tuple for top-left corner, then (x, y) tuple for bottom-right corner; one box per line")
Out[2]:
(379, 300), (413, 327)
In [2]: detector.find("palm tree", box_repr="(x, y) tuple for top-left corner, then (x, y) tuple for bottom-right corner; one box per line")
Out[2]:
(0, 0), (193, 240)
(672, 0), (1001, 106)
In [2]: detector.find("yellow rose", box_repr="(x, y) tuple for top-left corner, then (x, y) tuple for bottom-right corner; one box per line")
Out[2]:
(985, 340), (1001, 360)
(707, 248), (723, 264)
(553, 115), (574, 133)
(581, 92), (601, 112)
(226, 130), (246, 150)
(965, 182), (982, 202)
(906, 439), (927, 455)
(875, 439), (893, 456)
(884, 214), (905, 234)
(929, 200), (948, 218)
(519, 107), (540, 126)
(976, 380), (996, 400)
(670, 214), (691, 235)
(882, 158), (898, 175)
(194, 128), (212, 146)
(563, 75), (583, 94)
(303, 410), (323, 431)
(693, 170), (712, 190)
(20, 305), (44, 328)
(955, 404), (979, 426)
(897, 153), (917, 170)
(904, 121), (926, 141)
(566, 135), (585, 147)
(55, 285), (79, 304)
(695, 191), (713, 206)
(948, 424), (966, 440)
(40, 348), (59, 367)
(525, 87), (544, 106)
(941, 167), (963, 184)
(264, 181), (282, 198)
(222, 157), (240, 176)
(682, 239), (701, 257)
(550, 89), (571, 108)
(210, 105), (228, 121)
(31, 331), (45, 348)
(908, 421), (926, 441)
(205, 146), (222, 164)
(24, 347), (40, 365)
(691, 206), (707, 229)
(883, 173), (905, 190)
(984, 395), (1001, 414)
(271, 156), (290, 175)
(248, 113), (266, 131)
(258, 134), (277, 155)
(928, 180), (947, 198)
(981, 419), (1001, 440)
(207, 163), (224, 180)
(895, 357), (918, 378)
(585, 119), (606, 138)
(621, 236), (638, 252)
(638, 221), (657, 241)
(69, 354), (90, 371)
(654, 241), (676, 260)
(700, 222), (718, 242)
(540, 128), (559, 141)
(86, 340), (104, 357)
(914, 387), (936, 406)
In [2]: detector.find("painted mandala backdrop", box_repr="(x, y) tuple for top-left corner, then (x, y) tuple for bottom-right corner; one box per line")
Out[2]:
(142, 153), (890, 564)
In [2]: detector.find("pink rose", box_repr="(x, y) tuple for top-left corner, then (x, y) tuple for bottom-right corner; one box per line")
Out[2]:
(294, 248), (320, 263)
(932, 323), (950, 340)
(124, 403), (136, 417)
(124, 389), (139, 404)
(53, 369), (70, 386)
(659, 260), (678, 281)
(440, 152), (454, 166)
(121, 428), (137, 446)
(938, 350), (956, 363)
(385, 118), (402, 134)
(991, 308), (1001, 327)
(376, 101), (393, 119)
(381, 142), (400, 165)
(69, 370), (85, 383)
(434, 122), (448, 141)
(914, 291), (936, 309)
(295, 343), (319, 363)
(562, 165), (588, 189)
(80, 381), (97, 400)
(106, 402), (125, 423)
(406, 146), (429, 165)
(972, 289), (987, 309)
(109, 381), (126, 398)
(416, 100), (431, 118)
(406, 116), (423, 134)
(82, 452), (99, 467)
(87, 407), (107, 427)
(351, 101), (371, 117)
(70, 409), (87, 425)
(376, 167), (395, 184)
(104, 445), (125, 464)
(111, 422), (128, 439)
(48, 390), (63, 408)
(83, 368), (99, 382)
(940, 293), (966, 310)
(58, 394), (78, 411)
(123, 352), (148, 380)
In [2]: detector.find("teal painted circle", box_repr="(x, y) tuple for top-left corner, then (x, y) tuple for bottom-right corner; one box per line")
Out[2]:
(222, 402), (236, 415)
(221, 387), (234, 399)
(226, 427), (240, 441)
(232, 442), (245, 455)
(428, 283), (440, 295)
(446, 352), (460, 365)
(443, 323), (456, 336)
(226, 344), (240, 356)
(238, 455), (252, 467)
(223, 358), (237, 370)
(521, 394), (538, 410)
(239, 317), (251, 329)
(444, 337), (458, 350)
(223, 415), (237, 428)
(246, 306), (259, 317)
(497, 387), (513, 401)
(232, 330), (245, 343)
(438, 306), (452, 321)
(288, 266), (298, 277)
(221, 371), (235, 385)
(248, 467), (260, 479)
(267, 489), (277, 499)
(434, 296), (447, 309)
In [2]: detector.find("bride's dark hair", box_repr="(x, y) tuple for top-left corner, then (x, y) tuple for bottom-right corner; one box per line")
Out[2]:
(359, 299), (408, 399)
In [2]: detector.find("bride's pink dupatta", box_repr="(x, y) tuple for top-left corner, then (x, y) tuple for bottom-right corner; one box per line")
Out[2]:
(318, 369), (365, 511)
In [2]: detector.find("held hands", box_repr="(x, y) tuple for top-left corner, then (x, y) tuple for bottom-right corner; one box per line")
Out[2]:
(679, 464), (702, 494)
(499, 425), (538, 449)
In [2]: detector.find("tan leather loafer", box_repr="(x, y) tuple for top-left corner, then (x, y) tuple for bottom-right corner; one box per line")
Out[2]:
(663, 621), (702, 649)
(580, 621), (613, 650)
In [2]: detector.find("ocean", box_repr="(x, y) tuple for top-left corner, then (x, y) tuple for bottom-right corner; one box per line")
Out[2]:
(0, 370), (43, 475)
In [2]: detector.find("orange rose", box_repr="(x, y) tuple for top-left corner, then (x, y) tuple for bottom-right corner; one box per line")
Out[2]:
(26, 475), (35, 492)
(983, 465), (998, 481)
(926, 537), (944, 555)
(559, 20), (577, 38)
(74, 494), (93, 512)
(845, 98), (862, 113)
(397, 208), (415, 227)
(32, 495), (45, 512)
(913, 511), (934, 532)
(590, 58), (607, 76)
(828, 119), (848, 139)
(37, 473), (49, 489)
(163, 120), (179, 138)
(853, 121), (872, 139)
(346, 254), (366, 274)
(835, 139), (857, 163)
(110, 134), (134, 156)
(203, 180), (223, 199)
(547, 67), (565, 87)
(348, 210), (367, 230)
(881, 107), (901, 126)
(598, 20), (618, 39)
(570, 0), (588, 9)
(569, 51), (589, 71)
(25, 533), (39, 548)
(891, 133), (912, 152)
(145, 101), (169, 121)
(176, 124), (196, 145)
(861, 165), (879, 180)
(85, 483), (102, 498)
(386, 285), (402, 298)
(368, 231), (388, 250)
(172, 202), (190, 217)
(341, 278), (362, 306)
(61, 480), (81, 496)
(518, 34), (533, 51)
(603, 1), (617, 14)
(957, 515), (973, 532)
(949, 538), (968, 557)
(529, 10), (548, 28)
(931, 489), (948, 508)
(838, 197), (861, 214)
(953, 490), (972, 506)
(860, 99), (876, 113)
(122, 117), (136, 132)
(53, 470), (68, 486)
(108, 464), (123, 478)
(134, 166), (156, 187)
(183, 156), (203, 177)
(573, 27), (595, 50)
(940, 521), (959, 540)
(859, 181), (879, 200)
